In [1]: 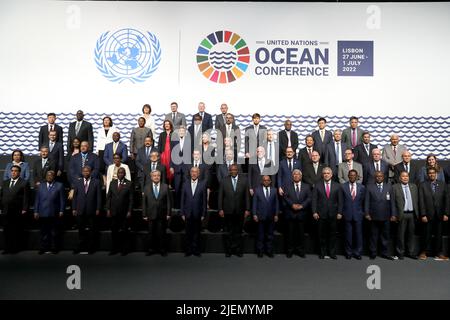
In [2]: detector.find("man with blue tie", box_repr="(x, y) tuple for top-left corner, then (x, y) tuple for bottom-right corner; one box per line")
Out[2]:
(33, 170), (65, 254)
(180, 166), (207, 257)
(324, 130), (349, 179)
(278, 147), (301, 196)
(252, 175), (279, 258)
(365, 171), (397, 260)
(104, 132), (128, 167)
(68, 141), (99, 188)
(341, 169), (365, 259)
(282, 169), (311, 258)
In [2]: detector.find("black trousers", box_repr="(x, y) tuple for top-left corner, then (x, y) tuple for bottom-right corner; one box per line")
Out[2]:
(396, 213), (416, 256)
(223, 214), (244, 254)
(3, 214), (24, 253)
(77, 214), (97, 252)
(256, 219), (275, 253)
(422, 218), (443, 256)
(147, 218), (167, 253)
(286, 219), (305, 255)
(111, 214), (131, 253)
(185, 218), (202, 254)
(317, 217), (337, 257)
(369, 220), (390, 256)
(38, 217), (61, 252)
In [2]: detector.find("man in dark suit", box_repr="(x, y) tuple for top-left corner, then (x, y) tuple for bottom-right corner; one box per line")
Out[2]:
(46, 130), (64, 177)
(170, 126), (192, 208)
(444, 164), (450, 184)
(32, 146), (56, 187)
(191, 102), (213, 132)
(341, 169), (365, 259)
(282, 169), (311, 258)
(244, 113), (267, 160)
(106, 167), (133, 256)
(392, 171), (419, 260)
(68, 141), (99, 187)
(364, 171), (397, 260)
(217, 148), (242, 185)
(142, 170), (172, 256)
(279, 120), (299, 160)
(184, 150), (210, 185)
(136, 136), (157, 189)
(218, 164), (251, 257)
(217, 113), (241, 161)
(393, 150), (420, 184)
(180, 167), (207, 256)
(302, 151), (325, 186)
(165, 102), (187, 129)
(67, 110), (94, 152)
(353, 131), (377, 166)
(0, 165), (29, 254)
(298, 135), (317, 168)
(38, 112), (63, 150)
(33, 170), (65, 254)
(324, 129), (348, 178)
(312, 167), (343, 259)
(143, 151), (167, 187)
(72, 166), (102, 254)
(342, 116), (365, 149)
(104, 132), (128, 167)
(418, 167), (449, 260)
(311, 117), (333, 160)
(214, 103), (228, 129)
(248, 146), (276, 195)
(252, 175), (279, 258)
(363, 148), (389, 185)
(188, 114), (203, 152)
(278, 147), (301, 195)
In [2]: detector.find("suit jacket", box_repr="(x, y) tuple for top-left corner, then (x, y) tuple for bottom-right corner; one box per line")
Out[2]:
(130, 127), (152, 154)
(311, 129), (333, 160)
(353, 143), (378, 165)
(218, 175), (251, 215)
(105, 164), (131, 194)
(248, 159), (275, 190)
(135, 145), (157, 178)
(142, 182), (172, 220)
(382, 144), (407, 168)
(188, 124), (203, 152)
(143, 162), (167, 186)
(279, 130), (299, 159)
(282, 181), (311, 220)
(192, 112), (213, 132)
(216, 163), (242, 184)
(38, 124), (63, 150)
(252, 186), (279, 220)
(165, 112), (186, 129)
(0, 178), (29, 215)
(392, 183), (419, 220)
(46, 141), (64, 172)
(419, 180), (448, 220)
(215, 113), (228, 130)
(106, 179), (133, 217)
(34, 181), (65, 217)
(32, 157), (56, 184)
(68, 152), (99, 187)
(184, 163), (210, 185)
(180, 179), (207, 219)
(298, 146), (318, 168)
(103, 141), (128, 167)
(393, 161), (420, 184)
(364, 183), (396, 221)
(302, 162), (326, 186)
(312, 181), (343, 219)
(72, 178), (102, 215)
(263, 140), (280, 166)
(217, 123), (241, 154)
(244, 125), (267, 156)
(324, 141), (349, 174)
(341, 182), (365, 221)
(363, 160), (389, 185)
(67, 120), (94, 152)
(338, 161), (364, 184)
(342, 127), (365, 148)
(277, 158), (301, 189)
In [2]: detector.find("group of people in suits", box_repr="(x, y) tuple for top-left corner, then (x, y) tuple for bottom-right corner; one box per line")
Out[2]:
(1, 107), (450, 260)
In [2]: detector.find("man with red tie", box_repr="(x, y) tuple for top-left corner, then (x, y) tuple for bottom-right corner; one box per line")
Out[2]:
(342, 116), (364, 149)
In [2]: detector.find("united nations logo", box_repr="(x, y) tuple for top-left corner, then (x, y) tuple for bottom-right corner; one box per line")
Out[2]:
(196, 30), (250, 84)
(94, 28), (161, 83)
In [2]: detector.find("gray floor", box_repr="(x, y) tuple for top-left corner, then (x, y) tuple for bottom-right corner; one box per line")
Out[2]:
(1, 251), (449, 300)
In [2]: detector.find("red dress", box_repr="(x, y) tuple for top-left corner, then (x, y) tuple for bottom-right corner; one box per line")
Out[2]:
(161, 132), (173, 184)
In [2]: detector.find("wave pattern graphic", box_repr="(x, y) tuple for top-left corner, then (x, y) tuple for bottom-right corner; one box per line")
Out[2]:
(0, 112), (449, 160)
(209, 51), (237, 71)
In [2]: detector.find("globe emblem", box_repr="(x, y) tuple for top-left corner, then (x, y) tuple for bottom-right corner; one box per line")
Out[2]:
(95, 28), (161, 83)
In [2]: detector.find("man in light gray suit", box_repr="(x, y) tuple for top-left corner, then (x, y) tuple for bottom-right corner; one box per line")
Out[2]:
(338, 148), (363, 184)
(165, 102), (187, 129)
(342, 116), (365, 149)
(392, 171), (419, 259)
(382, 134), (407, 181)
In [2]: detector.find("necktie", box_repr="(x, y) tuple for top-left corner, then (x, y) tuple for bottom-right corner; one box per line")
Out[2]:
(365, 144), (369, 155)
(347, 162), (352, 170)
(75, 121), (81, 135)
(232, 177), (237, 192)
(146, 147), (150, 157)
(118, 180), (123, 191)
(378, 184), (382, 193)
(351, 184), (356, 200)
(403, 185), (410, 210)
(308, 148), (312, 159)
(192, 181), (197, 196)
(227, 125), (231, 137)
(336, 143), (341, 163)
(314, 163), (318, 175)
(50, 125), (54, 132)
(375, 162), (380, 171)
(113, 143), (117, 154)
(152, 162), (156, 171)
(10, 180), (15, 188)
(42, 158), (47, 169)
(393, 146), (397, 158)
(194, 162), (198, 168)
(81, 154), (87, 168)
(320, 130), (324, 142)
(405, 163), (409, 173)
(265, 187), (270, 199)
(47, 183), (52, 191)
(288, 160), (293, 172)
(268, 143), (272, 161)
(351, 129), (356, 147)
(154, 184), (159, 198)
(84, 179), (89, 193)
(172, 113), (176, 124)
(287, 130), (291, 147)
(431, 182), (436, 194)
(50, 142), (54, 152)
(325, 183), (330, 199)
(259, 160), (264, 173)
(295, 183), (300, 199)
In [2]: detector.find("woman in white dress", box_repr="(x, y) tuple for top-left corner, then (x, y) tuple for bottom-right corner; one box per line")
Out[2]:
(106, 153), (131, 194)
(96, 116), (119, 175)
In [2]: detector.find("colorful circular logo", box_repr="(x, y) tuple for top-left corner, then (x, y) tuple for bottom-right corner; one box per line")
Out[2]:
(196, 30), (250, 83)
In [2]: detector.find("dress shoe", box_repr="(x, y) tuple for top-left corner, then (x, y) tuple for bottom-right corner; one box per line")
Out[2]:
(381, 255), (395, 260)
(418, 252), (427, 260)
(257, 253), (264, 258)
(435, 255), (449, 261)
(225, 253), (231, 258)
(353, 255), (362, 260)
(345, 255), (352, 259)
(369, 255), (376, 260)
(266, 252), (274, 258)
(286, 253), (293, 258)
(318, 255), (325, 259)
(406, 254), (418, 260)
(330, 255), (337, 260)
